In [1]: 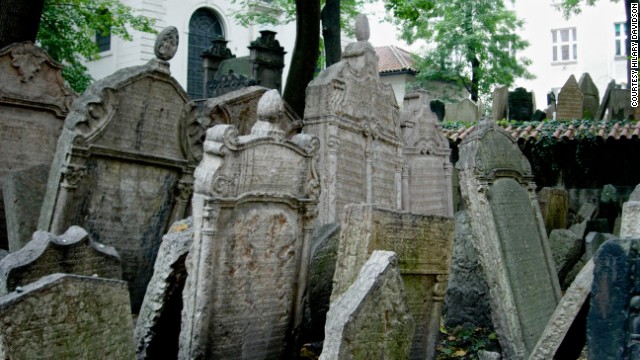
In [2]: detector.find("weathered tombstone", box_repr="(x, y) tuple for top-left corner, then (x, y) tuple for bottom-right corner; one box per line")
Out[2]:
(204, 85), (302, 136)
(578, 73), (600, 119)
(456, 118), (562, 359)
(492, 86), (508, 121)
(179, 90), (320, 359)
(556, 75), (584, 120)
(304, 14), (402, 225)
(2, 164), (49, 251)
(0, 273), (134, 359)
(320, 250), (415, 360)
(538, 187), (569, 235)
(0, 42), (76, 249)
(445, 98), (481, 122)
(596, 80), (632, 120)
(588, 238), (640, 359)
(37, 27), (200, 313)
(248, 30), (287, 93)
(585, 231), (616, 259)
(136, 217), (193, 360)
(548, 229), (583, 286)
(621, 200), (640, 238)
(400, 91), (453, 217)
(0, 225), (121, 295)
(508, 87), (533, 121)
(331, 204), (454, 360)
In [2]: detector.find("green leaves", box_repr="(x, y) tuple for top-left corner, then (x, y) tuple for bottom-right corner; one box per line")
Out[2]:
(37, 0), (156, 93)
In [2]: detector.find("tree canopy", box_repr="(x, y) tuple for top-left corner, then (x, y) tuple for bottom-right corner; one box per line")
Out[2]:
(387, 0), (533, 102)
(37, 0), (156, 92)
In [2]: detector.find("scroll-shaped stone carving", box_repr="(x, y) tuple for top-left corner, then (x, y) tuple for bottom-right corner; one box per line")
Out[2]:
(179, 90), (319, 359)
(38, 27), (201, 313)
(455, 118), (562, 359)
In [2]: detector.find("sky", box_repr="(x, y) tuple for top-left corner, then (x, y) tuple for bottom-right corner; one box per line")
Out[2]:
(362, 1), (426, 53)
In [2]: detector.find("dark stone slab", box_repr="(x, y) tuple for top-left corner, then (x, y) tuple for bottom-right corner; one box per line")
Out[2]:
(508, 87), (533, 121)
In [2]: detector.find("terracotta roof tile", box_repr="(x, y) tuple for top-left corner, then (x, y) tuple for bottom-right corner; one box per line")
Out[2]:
(374, 45), (417, 74)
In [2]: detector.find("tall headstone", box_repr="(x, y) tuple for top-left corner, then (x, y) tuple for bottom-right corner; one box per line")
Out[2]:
(248, 30), (286, 93)
(456, 118), (562, 359)
(578, 73), (599, 119)
(320, 251), (415, 360)
(331, 204), (454, 360)
(621, 199), (640, 238)
(556, 75), (584, 120)
(304, 14), (402, 225)
(538, 187), (569, 235)
(596, 80), (632, 120)
(444, 98), (481, 122)
(0, 225), (121, 295)
(492, 86), (509, 121)
(400, 91), (453, 217)
(0, 273), (134, 359)
(508, 87), (533, 121)
(588, 238), (640, 359)
(38, 27), (201, 312)
(0, 42), (76, 249)
(179, 90), (320, 359)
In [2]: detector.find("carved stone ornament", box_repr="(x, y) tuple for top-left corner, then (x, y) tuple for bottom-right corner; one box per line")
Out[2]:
(355, 14), (370, 42)
(10, 43), (47, 83)
(154, 26), (179, 61)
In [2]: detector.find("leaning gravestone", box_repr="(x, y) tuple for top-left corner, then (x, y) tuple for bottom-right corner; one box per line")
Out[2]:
(0, 42), (76, 249)
(508, 87), (533, 121)
(179, 90), (320, 359)
(37, 27), (201, 313)
(331, 204), (454, 360)
(588, 238), (640, 359)
(456, 118), (562, 359)
(400, 91), (453, 217)
(578, 73), (599, 119)
(304, 14), (402, 225)
(444, 98), (481, 122)
(556, 75), (584, 120)
(0, 273), (134, 359)
(320, 250), (415, 360)
(492, 86), (509, 121)
(0, 225), (121, 295)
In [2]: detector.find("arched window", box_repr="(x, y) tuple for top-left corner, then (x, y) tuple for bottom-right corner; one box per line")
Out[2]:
(187, 8), (223, 99)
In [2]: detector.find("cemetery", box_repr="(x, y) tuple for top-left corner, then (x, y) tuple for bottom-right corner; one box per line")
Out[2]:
(1, 8), (640, 360)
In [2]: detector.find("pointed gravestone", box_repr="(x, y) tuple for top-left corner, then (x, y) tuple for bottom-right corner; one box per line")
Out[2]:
(0, 42), (76, 249)
(492, 86), (509, 121)
(400, 91), (453, 217)
(578, 73), (599, 120)
(320, 251), (415, 360)
(37, 27), (202, 313)
(556, 75), (584, 120)
(508, 87), (534, 121)
(179, 90), (320, 359)
(330, 204), (454, 360)
(304, 14), (402, 225)
(0, 225), (121, 295)
(0, 273), (134, 359)
(456, 118), (562, 359)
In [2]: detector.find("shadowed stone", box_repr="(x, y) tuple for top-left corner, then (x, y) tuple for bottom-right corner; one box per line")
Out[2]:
(508, 87), (533, 121)
(538, 187), (569, 235)
(549, 229), (583, 286)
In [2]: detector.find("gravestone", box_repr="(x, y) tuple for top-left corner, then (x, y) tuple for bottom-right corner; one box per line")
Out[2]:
(508, 87), (533, 121)
(578, 73), (599, 119)
(320, 250), (415, 360)
(445, 98), (481, 122)
(621, 200), (640, 238)
(204, 85), (302, 136)
(548, 229), (583, 286)
(596, 80), (632, 120)
(492, 86), (508, 121)
(179, 90), (320, 359)
(588, 238), (640, 359)
(456, 118), (562, 359)
(538, 187), (569, 235)
(0, 273), (134, 359)
(0, 225), (121, 295)
(304, 14), (402, 225)
(331, 204), (454, 360)
(585, 231), (616, 259)
(400, 91), (453, 217)
(546, 91), (557, 119)
(37, 27), (201, 313)
(0, 42), (76, 249)
(2, 164), (49, 251)
(556, 75), (584, 120)
(136, 217), (193, 360)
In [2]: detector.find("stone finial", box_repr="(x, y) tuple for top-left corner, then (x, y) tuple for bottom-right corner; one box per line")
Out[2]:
(257, 89), (285, 123)
(154, 26), (179, 61)
(355, 14), (370, 42)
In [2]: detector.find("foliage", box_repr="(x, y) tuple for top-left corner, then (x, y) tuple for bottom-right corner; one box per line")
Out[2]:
(386, 0), (533, 100)
(37, 0), (156, 93)
(556, 0), (619, 18)
(437, 324), (500, 359)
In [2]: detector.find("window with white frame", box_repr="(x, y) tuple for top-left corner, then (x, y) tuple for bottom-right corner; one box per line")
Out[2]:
(615, 22), (627, 57)
(551, 28), (577, 62)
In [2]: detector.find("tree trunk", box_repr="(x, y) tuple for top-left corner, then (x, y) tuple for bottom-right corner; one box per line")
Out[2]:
(283, 0), (321, 117)
(321, 0), (341, 67)
(470, 56), (480, 102)
(0, 0), (45, 48)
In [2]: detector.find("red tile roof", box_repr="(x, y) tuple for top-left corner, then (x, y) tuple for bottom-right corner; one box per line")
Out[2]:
(375, 45), (417, 74)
